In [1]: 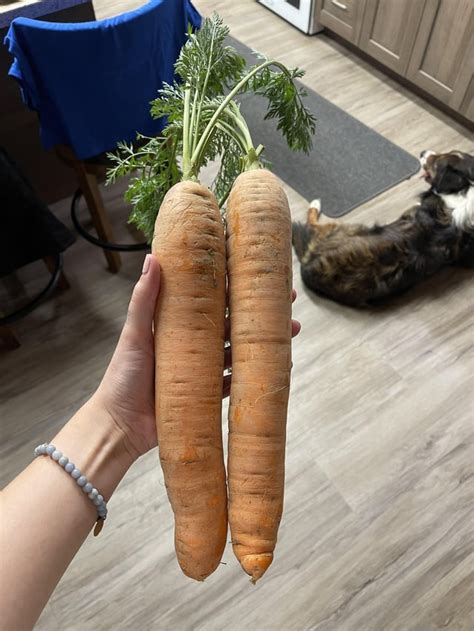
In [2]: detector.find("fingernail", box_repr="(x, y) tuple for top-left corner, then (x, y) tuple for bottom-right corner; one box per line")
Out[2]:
(142, 254), (152, 275)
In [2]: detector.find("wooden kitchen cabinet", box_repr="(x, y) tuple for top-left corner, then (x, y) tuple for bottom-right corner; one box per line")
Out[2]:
(318, 0), (367, 43)
(406, 0), (474, 113)
(460, 77), (474, 120)
(317, 0), (474, 123)
(358, 0), (425, 74)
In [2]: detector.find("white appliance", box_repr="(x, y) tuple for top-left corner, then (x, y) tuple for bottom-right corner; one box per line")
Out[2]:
(258, 0), (322, 35)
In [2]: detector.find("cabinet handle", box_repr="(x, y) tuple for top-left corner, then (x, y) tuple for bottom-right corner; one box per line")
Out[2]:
(331, 0), (348, 10)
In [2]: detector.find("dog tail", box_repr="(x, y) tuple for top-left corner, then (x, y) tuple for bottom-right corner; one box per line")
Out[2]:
(292, 221), (311, 262)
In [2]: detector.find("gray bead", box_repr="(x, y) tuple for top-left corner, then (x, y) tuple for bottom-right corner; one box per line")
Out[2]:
(96, 495), (103, 504)
(83, 482), (93, 493)
(46, 444), (55, 455)
(58, 456), (68, 467)
(77, 476), (87, 487)
(65, 462), (75, 473)
(88, 488), (98, 499)
(51, 450), (62, 461)
(93, 497), (102, 506)
(71, 468), (81, 479)
(34, 446), (42, 457)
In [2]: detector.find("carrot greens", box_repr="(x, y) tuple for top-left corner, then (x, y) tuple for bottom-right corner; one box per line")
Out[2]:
(107, 13), (316, 241)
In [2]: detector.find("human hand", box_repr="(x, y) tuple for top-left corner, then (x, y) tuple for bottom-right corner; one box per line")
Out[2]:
(93, 254), (301, 461)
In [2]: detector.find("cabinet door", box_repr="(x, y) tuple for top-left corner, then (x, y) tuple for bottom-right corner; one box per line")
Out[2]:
(406, 0), (474, 113)
(318, 0), (367, 43)
(358, 0), (425, 74)
(460, 76), (474, 121)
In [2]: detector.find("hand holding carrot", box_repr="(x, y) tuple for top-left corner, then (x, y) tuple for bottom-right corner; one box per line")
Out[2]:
(93, 254), (300, 461)
(106, 14), (311, 582)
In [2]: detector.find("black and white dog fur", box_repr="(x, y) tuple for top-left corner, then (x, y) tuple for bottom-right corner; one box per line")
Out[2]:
(420, 150), (474, 230)
(292, 150), (474, 307)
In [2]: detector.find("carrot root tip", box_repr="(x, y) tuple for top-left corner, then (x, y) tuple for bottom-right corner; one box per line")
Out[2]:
(240, 553), (273, 582)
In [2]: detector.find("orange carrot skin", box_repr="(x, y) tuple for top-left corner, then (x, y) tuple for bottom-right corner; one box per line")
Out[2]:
(226, 169), (293, 582)
(152, 181), (227, 581)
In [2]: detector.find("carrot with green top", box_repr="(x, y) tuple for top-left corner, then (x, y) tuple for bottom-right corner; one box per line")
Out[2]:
(108, 13), (315, 582)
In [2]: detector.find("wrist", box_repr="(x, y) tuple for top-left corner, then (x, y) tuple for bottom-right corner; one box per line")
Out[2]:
(51, 398), (134, 503)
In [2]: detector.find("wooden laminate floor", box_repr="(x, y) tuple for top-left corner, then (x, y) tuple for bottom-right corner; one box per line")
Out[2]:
(1, 1), (473, 629)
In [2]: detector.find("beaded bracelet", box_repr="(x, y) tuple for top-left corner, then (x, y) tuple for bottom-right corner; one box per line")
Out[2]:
(34, 442), (108, 536)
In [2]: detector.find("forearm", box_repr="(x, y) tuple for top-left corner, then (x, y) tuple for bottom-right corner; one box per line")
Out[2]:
(0, 398), (134, 630)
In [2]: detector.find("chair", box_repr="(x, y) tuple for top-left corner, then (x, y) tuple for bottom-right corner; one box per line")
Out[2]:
(4, 0), (201, 272)
(0, 146), (74, 349)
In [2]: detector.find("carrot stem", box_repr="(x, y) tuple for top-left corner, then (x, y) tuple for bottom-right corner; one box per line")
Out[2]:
(191, 59), (293, 171)
(190, 22), (216, 157)
(182, 86), (192, 179)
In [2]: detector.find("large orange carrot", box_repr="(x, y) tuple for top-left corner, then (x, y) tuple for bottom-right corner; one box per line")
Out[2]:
(226, 169), (293, 582)
(152, 180), (227, 581)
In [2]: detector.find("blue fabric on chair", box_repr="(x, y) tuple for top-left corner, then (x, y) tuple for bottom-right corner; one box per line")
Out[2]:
(4, 0), (201, 159)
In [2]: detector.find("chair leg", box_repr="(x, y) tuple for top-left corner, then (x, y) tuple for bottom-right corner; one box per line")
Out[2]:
(43, 255), (70, 290)
(0, 325), (20, 350)
(74, 163), (121, 273)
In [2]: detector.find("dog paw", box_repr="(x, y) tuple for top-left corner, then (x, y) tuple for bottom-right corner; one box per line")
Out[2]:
(309, 198), (321, 212)
(308, 199), (322, 226)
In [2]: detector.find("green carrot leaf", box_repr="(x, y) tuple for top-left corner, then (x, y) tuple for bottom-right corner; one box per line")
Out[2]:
(107, 135), (180, 243)
(243, 62), (316, 154)
(175, 13), (245, 95)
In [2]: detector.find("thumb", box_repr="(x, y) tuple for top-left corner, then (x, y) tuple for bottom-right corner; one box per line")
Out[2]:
(125, 254), (161, 338)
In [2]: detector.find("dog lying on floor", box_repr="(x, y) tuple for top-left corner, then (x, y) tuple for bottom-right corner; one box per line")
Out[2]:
(292, 150), (474, 307)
